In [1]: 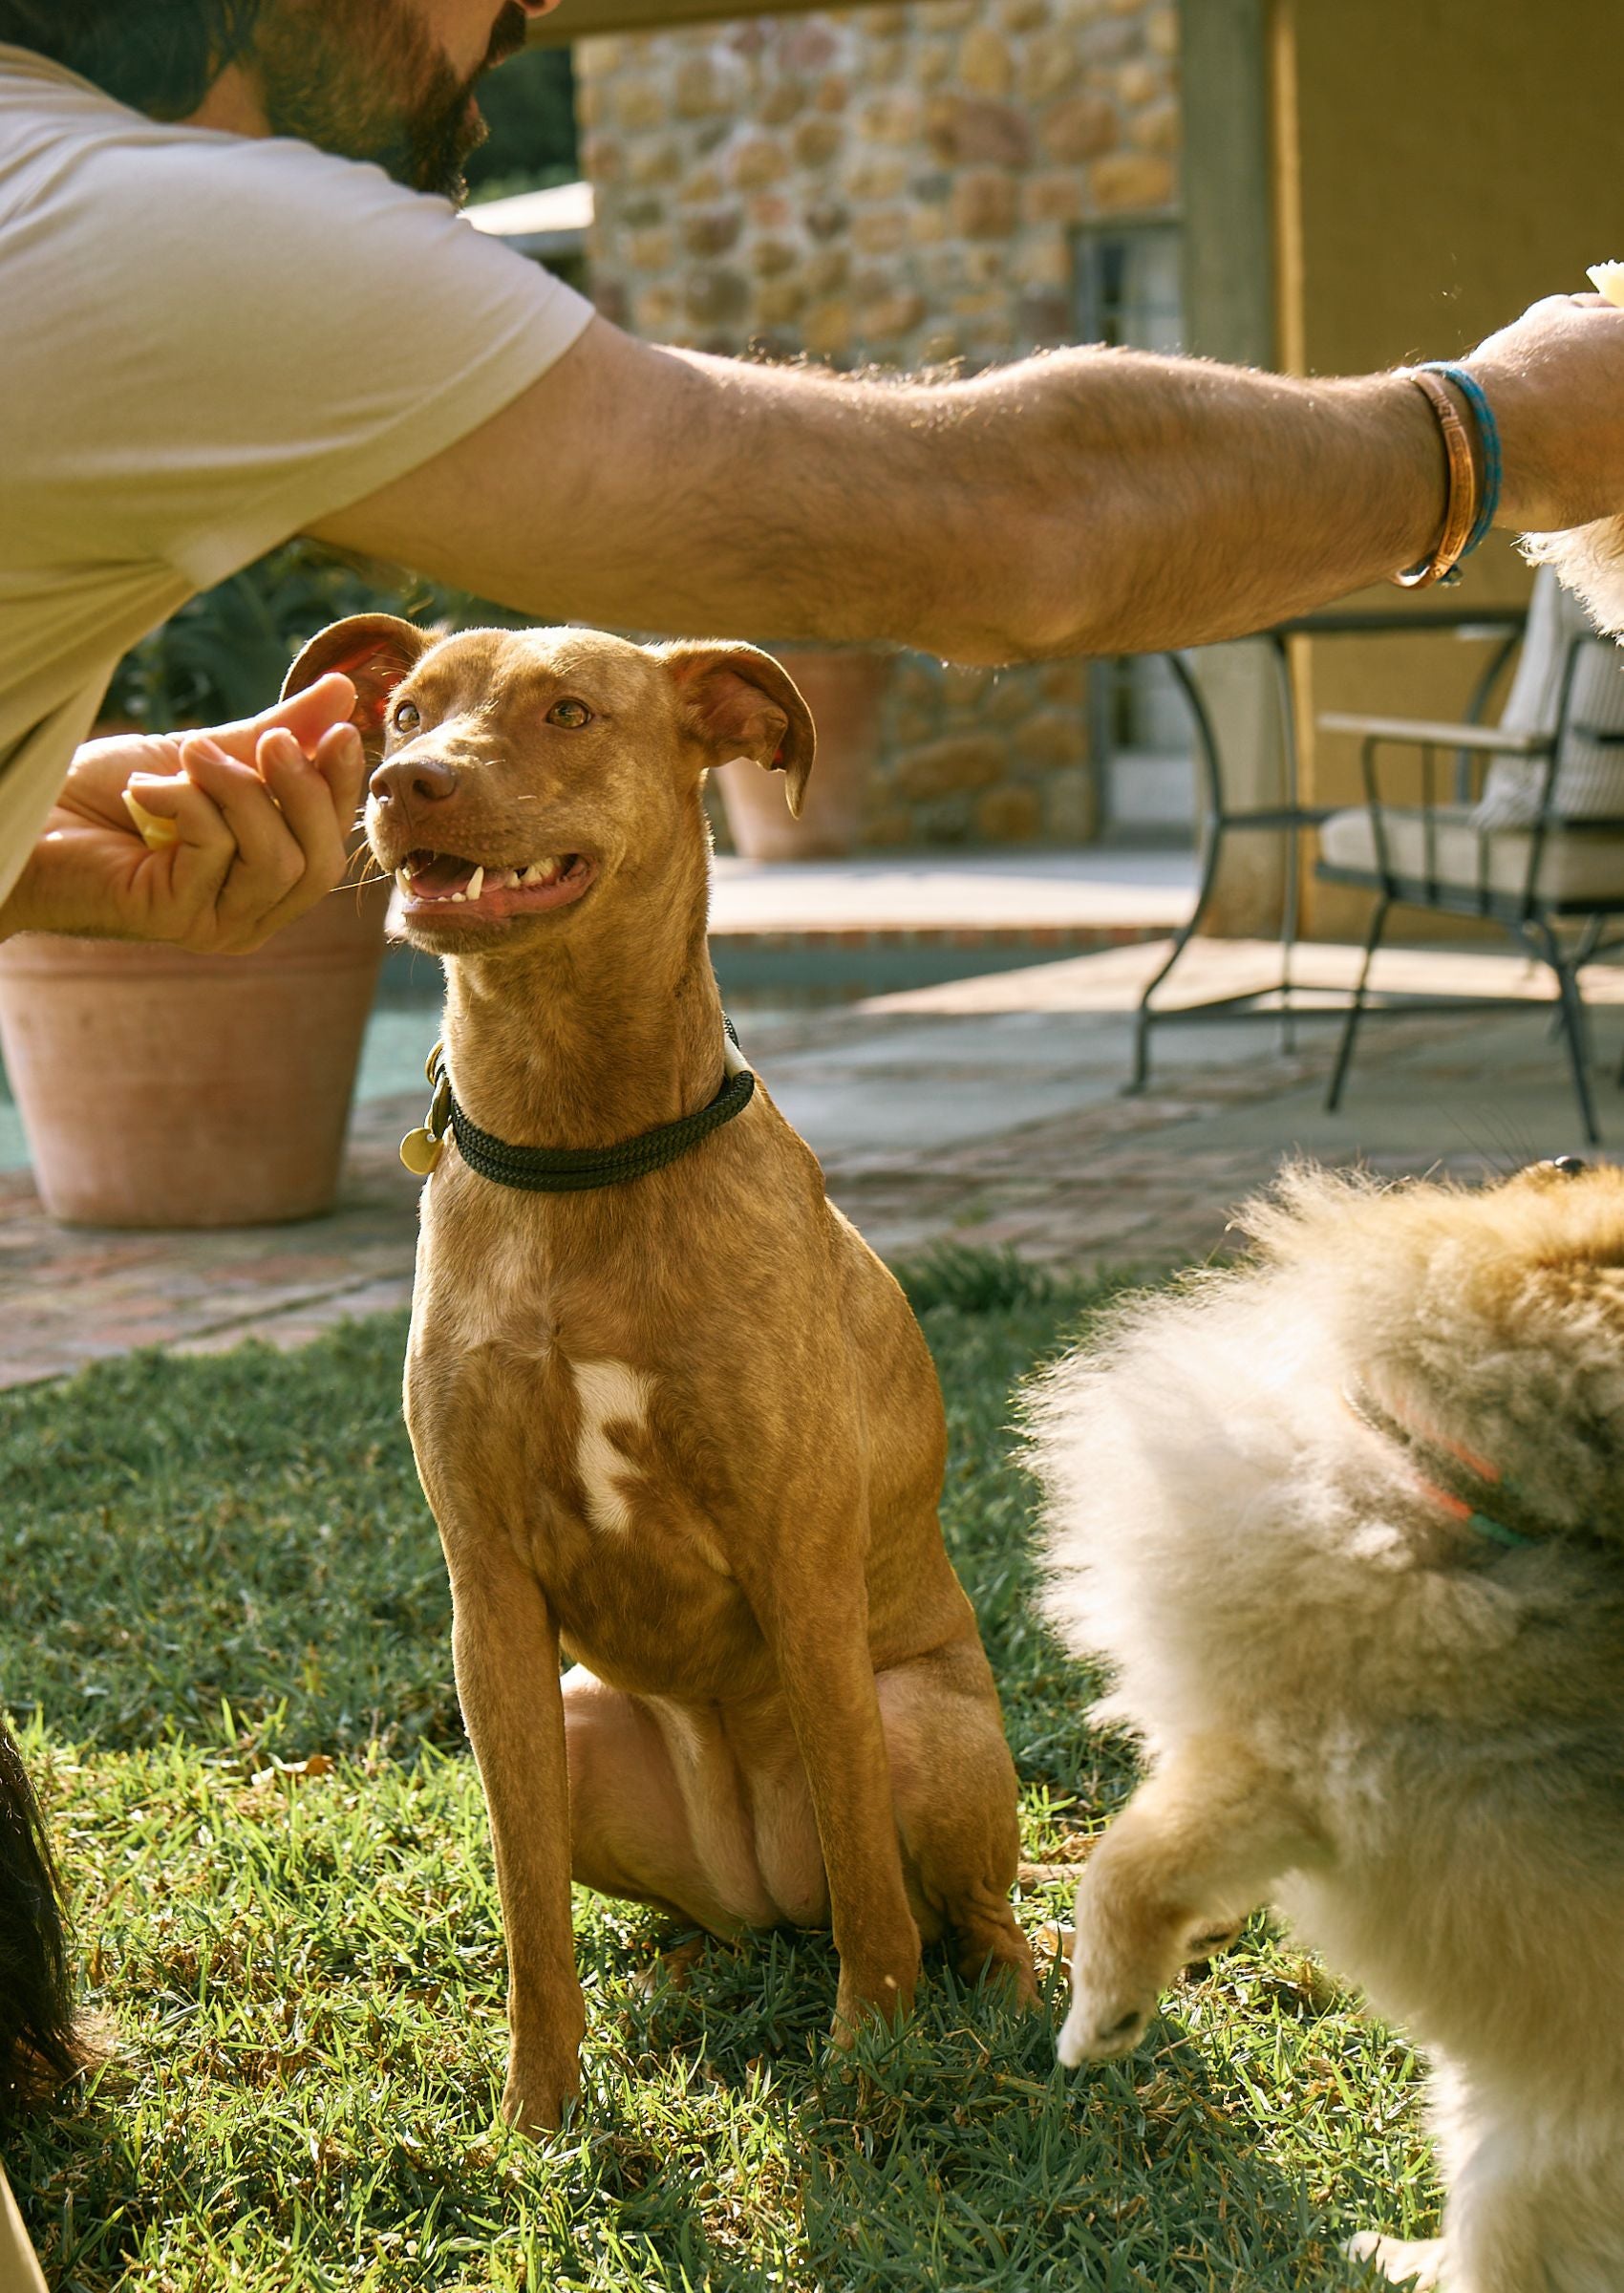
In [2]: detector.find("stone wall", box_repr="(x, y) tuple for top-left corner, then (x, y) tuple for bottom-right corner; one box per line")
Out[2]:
(575, 0), (1180, 845)
(865, 654), (1093, 846)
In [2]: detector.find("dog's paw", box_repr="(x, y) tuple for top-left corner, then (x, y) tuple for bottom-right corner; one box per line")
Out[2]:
(1055, 1903), (1231, 2065)
(1055, 1927), (1162, 2064)
(1183, 1920), (1242, 1962)
(1346, 2231), (1443, 2287)
(831, 1950), (920, 2044)
(501, 2050), (581, 2139)
(1056, 1981), (1155, 2064)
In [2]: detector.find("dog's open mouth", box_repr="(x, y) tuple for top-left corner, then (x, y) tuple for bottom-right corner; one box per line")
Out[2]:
(394, 850), (597, 921)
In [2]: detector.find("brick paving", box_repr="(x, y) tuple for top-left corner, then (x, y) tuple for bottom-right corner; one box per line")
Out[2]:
(0, 930), (1611, 1388)
(0, 1093), (421, 1386)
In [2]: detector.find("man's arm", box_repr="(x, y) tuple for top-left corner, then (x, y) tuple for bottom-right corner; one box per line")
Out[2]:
(309, 296), (1624, 663)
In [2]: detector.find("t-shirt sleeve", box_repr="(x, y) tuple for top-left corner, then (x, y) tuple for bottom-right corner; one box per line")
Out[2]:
(28, 125), (595, 589)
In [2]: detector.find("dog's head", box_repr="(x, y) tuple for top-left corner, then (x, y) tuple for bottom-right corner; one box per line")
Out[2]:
(283, 616), (815, 957)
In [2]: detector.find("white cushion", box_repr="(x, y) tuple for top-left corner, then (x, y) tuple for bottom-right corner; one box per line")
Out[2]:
(1475, 572), (1624, 826)
(1319, 802), (1624, 905)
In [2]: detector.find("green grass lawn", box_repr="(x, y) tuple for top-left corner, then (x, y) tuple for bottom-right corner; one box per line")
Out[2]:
(1, 1255), (1433, 2290)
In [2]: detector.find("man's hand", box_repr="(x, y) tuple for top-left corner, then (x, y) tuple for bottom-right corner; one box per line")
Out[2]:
(0, 675), (370, 953)
(1466, 292), (1624, 533)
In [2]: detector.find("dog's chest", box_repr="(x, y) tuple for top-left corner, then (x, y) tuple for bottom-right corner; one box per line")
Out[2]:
(407, 1218), (755, 1687)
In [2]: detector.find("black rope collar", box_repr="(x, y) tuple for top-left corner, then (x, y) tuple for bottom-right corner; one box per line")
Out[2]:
(399, 1022), (756, 1192)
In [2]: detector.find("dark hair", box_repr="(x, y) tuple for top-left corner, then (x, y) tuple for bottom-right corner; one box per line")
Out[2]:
(0, 1721), (91, 2114)
(0, 0), (263, 118)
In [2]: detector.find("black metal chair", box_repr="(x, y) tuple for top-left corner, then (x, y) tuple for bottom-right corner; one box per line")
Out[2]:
(1316, 589), (1624, 1146)
(1129, 608), (1526, 1094)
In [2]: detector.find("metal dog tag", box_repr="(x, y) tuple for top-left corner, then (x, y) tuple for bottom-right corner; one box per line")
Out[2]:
(399, 1125), (445, 1177)
(401, 1061), (452, 1175)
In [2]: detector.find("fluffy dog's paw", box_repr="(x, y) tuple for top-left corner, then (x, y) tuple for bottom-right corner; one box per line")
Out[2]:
(1055, 1926), (1160, 2063)
(1056, 1982), (1155, 2064)
(1346, 2231), (1443, 2287)
(1055, 1902), (1232, 2065)
(1184, 1920), (1242, 1961)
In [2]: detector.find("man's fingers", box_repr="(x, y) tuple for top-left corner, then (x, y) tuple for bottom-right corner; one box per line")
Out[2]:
(254, 726), (352, 885)
(204, 673), (360, 769)
(313, 720), (369, 835)
(123, 767), (238, 910)
(177, 735), (306, 911)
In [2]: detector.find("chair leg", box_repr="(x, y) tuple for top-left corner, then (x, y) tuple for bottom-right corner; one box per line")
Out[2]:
(1128, 822), (1224, 1097)
(1326, 895), (1389, 1114)
(1539, 923), (1602, 1147)
(1279, 809), (1302, 1061)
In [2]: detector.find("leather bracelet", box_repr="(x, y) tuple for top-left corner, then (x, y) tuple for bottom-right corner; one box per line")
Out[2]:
(1418, 360), (1503, 556)
(1391, 368), (1480, 589)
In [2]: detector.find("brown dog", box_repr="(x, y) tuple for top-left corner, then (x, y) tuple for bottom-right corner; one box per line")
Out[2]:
(284, 616), (1036, 2132)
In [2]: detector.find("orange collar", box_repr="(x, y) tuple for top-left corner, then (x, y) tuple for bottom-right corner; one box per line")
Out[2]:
(1342, 1376), (1535, 1551)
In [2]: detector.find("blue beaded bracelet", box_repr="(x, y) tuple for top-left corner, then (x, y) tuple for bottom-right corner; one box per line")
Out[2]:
(1419, 360), (1503, 559)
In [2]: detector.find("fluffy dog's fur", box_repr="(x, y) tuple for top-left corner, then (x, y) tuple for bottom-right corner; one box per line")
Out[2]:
(1523, 519), (1624, 639)
(1029, 1161), (1624, 2291)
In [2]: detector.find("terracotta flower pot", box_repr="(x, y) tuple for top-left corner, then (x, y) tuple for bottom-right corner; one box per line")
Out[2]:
(715, 648), (890, 861)
(0, 883), (390, 1228)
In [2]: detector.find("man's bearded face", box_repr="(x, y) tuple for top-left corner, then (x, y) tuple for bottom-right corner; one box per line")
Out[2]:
(252, 0), (531, 200)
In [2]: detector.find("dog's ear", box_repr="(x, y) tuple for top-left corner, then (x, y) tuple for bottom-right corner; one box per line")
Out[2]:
(659, 643), (816, 817)
(282, 614), (436, 762)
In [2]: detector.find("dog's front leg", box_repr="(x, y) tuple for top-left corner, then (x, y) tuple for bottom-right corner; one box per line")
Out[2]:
(1058, 1735), (1319, 2067)
(757, 1571), (922, 2040)
(445, 1541), (584, 2135)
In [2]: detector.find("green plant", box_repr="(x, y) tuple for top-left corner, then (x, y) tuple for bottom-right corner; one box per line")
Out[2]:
(99, 542), (524, 731)
(464, 45), (577, 199)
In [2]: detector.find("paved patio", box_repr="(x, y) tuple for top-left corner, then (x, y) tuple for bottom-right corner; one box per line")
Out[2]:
(0, 886), (1615, 1387)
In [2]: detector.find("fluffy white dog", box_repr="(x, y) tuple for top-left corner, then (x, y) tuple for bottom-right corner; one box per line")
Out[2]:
(1524, 519), (1624, 639)
(1029, 1161), (1624, 2291)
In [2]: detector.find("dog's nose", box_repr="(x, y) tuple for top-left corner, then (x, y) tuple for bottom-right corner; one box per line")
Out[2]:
(1551, 1155), (1588, 1177)
(369, 755), (459, 808)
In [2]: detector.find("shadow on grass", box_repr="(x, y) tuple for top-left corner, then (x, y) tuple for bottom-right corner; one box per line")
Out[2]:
(570, 1920), (1395, 2291)
(0, 1267), (1424, 2289)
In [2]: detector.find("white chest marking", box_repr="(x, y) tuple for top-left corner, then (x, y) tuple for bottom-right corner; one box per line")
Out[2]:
(572, 1360), (653, 1533)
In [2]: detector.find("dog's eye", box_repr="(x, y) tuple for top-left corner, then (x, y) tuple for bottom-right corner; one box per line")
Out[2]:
(546, 699), (592, 729)
(393, 698), (421, 734)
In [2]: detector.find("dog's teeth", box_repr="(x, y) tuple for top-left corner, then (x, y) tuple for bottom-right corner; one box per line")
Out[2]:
(495, 868), (519, 889)
(396, 869), (413, 896)
(467, 867), (484, 901)
(450, 890), (465, 903)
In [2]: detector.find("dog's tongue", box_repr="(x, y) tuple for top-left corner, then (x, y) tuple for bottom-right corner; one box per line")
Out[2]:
(410, 853), (478, 896)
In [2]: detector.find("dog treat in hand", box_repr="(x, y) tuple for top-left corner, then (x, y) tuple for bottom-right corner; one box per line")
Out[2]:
(121, 789), (179, 849)
(1588, 263), (1624, 308)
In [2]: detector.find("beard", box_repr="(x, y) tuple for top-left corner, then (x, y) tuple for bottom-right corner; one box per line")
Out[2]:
(251, 0), (531, 200)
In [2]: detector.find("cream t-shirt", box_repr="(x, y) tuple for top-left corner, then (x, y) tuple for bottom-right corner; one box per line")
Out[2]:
(0, 43), (595, 905)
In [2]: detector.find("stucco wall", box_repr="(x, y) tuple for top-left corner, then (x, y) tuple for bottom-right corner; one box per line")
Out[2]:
(1272, 0), (1624, 933)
